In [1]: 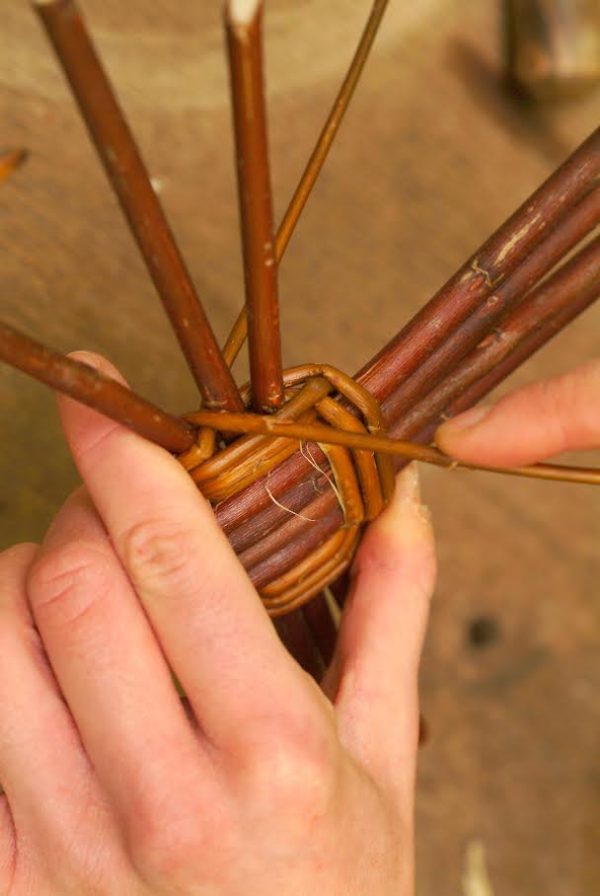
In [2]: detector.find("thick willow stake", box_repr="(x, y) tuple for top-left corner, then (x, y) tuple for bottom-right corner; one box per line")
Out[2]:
(395, 233), (600, 439)
(226, 0), (284, 411)
(34, 0), (243, 412)
(223, 0), (391, 366)
(383, 185), (600, 422)
(360, 126), (600, 403)
(0, 322), (194, 453)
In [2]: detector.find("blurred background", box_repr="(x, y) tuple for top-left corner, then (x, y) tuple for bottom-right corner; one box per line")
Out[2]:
(1, 1), (599, 892)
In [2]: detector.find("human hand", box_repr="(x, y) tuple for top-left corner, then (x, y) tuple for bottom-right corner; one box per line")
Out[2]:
(0, 353), (436, 895)
(436, 360), (600, 466)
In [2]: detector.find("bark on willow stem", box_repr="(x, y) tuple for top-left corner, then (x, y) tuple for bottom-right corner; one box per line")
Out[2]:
(225, 0), (284, 412)
(383, 185), (600, 423)
(0, 322), (194, 453)
(406, 233), (600, 443)
(222, 0), (391, 367)
(34, 0), (243, 412)
(358, 125), (600, 402)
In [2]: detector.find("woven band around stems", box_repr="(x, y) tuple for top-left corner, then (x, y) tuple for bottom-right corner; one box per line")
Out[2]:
(178, 365), (395, 616)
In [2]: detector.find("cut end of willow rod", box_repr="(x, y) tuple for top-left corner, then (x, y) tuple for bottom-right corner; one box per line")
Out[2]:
(226, 0), (262, 25)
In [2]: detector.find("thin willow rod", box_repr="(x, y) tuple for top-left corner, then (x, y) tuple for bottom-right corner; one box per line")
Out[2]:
(383, 184), (600, 422)
(34, 0), (243, 413)
(185, 409), (600, 486)
(358, 125), (600, 404)
(391, 232), (600, 439)
(0, 148), (27, 184)
(222, 0), (391, 367)
(225, 0), (284, 411)
(0, 322), (194, 454)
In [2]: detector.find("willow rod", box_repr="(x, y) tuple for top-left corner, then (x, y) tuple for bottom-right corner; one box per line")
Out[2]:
(226, 0), (284, 411)
(34, 0), (243, 412)
(222, 0), (391, 367)
(416, 245), (600, 440)
(359, 125), (600, 403)
(0, 321), (194, 454)
(185, 409), (600, 486)
(383, 184), (600, 422)
(392, 232), (600, 439)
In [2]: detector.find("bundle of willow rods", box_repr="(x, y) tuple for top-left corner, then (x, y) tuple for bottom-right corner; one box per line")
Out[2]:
(1, 0), (599, 673)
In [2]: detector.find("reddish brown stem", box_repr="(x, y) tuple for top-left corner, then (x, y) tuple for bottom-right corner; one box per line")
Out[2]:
(0, 321), (194, 453)
(222, 0), (391, 367)
(415, 253), (600, 442)
(273, 611), (327, 679)
(391, 234), (600, 439)
(34, 0), (243, 412)
(303, 593), (338, 669)
(226, 1), (283, 411)
(383, 185), (600, 423)
(358, 125), (600, 403)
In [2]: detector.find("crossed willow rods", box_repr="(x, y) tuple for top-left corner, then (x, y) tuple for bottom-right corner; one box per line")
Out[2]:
(2, 0), (600, 588)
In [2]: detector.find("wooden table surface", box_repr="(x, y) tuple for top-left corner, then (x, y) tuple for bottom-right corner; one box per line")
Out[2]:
(1, 1), (599, 892)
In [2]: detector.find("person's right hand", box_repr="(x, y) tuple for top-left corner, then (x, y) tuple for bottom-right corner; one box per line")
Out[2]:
(0, 352), (435, 896)
(435, 360), (600, 466)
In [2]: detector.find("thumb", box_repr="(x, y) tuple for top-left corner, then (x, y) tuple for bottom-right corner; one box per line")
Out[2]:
(324, 464), (436, 793)
(436, 360), (600, 466)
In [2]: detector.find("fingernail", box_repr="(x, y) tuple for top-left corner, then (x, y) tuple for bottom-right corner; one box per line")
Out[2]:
(379, 462), (431, 531)
(440, 404), (491, 433)
(351, 463), (430, 577)
(394, 461), (421, 506)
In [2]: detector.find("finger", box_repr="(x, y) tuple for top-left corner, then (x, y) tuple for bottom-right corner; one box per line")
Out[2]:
(28, 488), (216, 834)
(0, 543), (103, 848)
(57, 353), (315, 752)
(325, 465), (436, 794)
(0, 794), (15, 892)
(436, 360), (600, 466)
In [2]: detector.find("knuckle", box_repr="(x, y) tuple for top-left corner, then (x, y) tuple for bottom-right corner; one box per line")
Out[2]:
(575, 359), (600, 442)
(354, 525), (404, 576)
(0, 542), (37, 579)
(0, 799), (16, 894)
(0, 543), (38, 619)
(27, 543), (111, 629)
(119, 518), (197, 596)
(242, 716), (337, 821)
(130, 804), (230, 887)
(541, 360), (600, 448)
(124, 765), (233, 885)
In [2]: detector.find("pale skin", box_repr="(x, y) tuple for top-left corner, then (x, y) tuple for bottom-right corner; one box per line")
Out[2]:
(0, 354), (596, 894)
